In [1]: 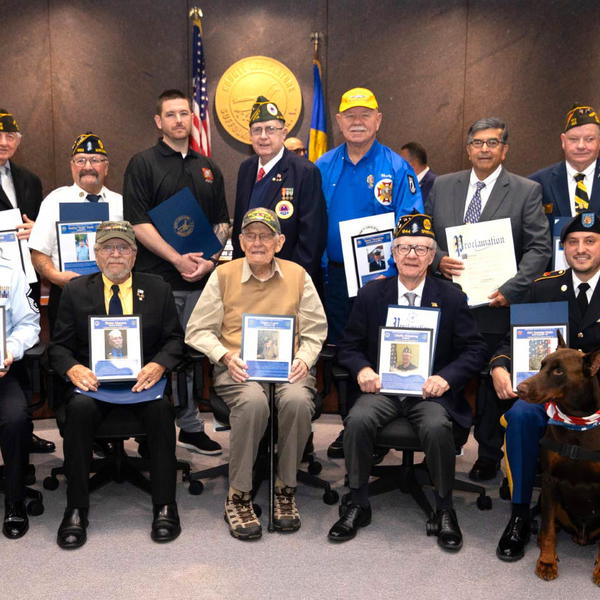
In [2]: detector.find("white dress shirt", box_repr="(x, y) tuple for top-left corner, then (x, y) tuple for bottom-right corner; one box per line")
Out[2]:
(0, 162), (18, 208)
(464, 164), (503, 220)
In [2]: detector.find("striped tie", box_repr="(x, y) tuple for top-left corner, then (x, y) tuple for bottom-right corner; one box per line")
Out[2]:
(464, 181), (486, 224)
(574, 173), (590, 213)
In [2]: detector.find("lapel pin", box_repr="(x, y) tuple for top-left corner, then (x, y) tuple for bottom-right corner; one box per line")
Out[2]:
(272, 173), (283, 182)
(137, 289), (145, 301)
(431, 302), (439, 307)
(561, 285), (567, 292)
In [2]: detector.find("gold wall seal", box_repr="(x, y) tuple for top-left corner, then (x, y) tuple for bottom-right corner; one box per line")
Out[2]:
(215, 56), (302, 144)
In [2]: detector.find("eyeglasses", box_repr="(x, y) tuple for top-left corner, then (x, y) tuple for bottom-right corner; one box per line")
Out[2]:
(97, 244), (134, 256)
(250, 126), (284, 137)
(72, 157), (108, 166)
(241, 232), (276, 242)
(392, 244), (433, 257)
(469, 138), (503, 149)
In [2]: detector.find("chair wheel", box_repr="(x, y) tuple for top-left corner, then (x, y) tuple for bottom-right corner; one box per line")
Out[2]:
(43, 476), (59, 491)
(27, 499), (44, 516)
(499, 478), (511, 500)
(477, 494), (492, 510)
(308, 461), (322, 475)
(426, 519), (439, 536)
(188, 480), (204, 495)
(323, 489), (339, 505)
(253, 504), (262, 518)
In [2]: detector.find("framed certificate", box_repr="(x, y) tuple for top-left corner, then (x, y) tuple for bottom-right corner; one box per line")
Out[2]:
(378, 327), (433, 395)
(0, 307), (6, 372)
(89, 315), (143, 382)
(0, 229), (25, 272)
(511, 324), (568, 389)
(241, 314), (295, 382)
(351, 229), (394, 289)
(385, 305), (440, 361)
(56, 221), (102, 275)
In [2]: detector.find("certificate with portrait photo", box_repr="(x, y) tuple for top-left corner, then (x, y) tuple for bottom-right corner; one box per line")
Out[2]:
(378, 327), (433, 395)
(0, 307), (6, 372)
(351, 229), (394, 289)
(89, 315), (143, 382)
(0, 229), (25, 272)
(241, 314), (295, 382)
(56, 221), (102, 276)
(511, 324), (568, 389)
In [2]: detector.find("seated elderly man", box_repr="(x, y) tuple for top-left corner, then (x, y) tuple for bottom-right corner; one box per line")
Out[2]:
(327, 213), (487, 551)
(186, 207), (327, 540)
(49, 221), (184, 549)
(0, 259), (40, 539)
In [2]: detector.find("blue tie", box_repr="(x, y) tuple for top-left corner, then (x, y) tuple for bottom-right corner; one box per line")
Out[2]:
(109, 284), (123, 315)
(464, 181), (486, 224)
(86, 193), (101, 202)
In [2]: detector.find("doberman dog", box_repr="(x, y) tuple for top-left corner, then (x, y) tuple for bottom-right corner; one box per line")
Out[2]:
(517, 338), (600, 584)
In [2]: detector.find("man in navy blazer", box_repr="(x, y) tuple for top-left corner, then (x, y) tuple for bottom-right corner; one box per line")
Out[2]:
(231, 96), (327, 284)
(327, 213), (487, 551)
(400, 142), (437, 204)
(530, 105), (600, 225)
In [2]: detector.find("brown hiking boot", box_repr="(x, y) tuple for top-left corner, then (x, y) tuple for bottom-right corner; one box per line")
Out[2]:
(273, 486), (301, 532)
(224, 493), (262, 540)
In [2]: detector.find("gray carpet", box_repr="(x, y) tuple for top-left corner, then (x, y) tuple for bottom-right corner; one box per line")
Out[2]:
(3, 414), (598, 600)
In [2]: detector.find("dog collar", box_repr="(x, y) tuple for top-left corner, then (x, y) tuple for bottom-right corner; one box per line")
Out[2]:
(545, 401), (600, 431)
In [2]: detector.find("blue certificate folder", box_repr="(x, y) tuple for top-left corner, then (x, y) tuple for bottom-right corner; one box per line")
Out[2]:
(74, 377), (167, 404)
(510, 301), (568, 327)
(147, 187), (222, 258)
(59, 202), (109, 222)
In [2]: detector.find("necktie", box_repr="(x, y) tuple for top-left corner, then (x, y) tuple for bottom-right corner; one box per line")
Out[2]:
(574, 173), (590, 213)
(86, 193), (101, 203)
(109, 284), (123, 315)
(256, 167), (266, 182)
(404, 292), (417, 306)
(577, 282), (590, 315)
(464, 181), (486, 224)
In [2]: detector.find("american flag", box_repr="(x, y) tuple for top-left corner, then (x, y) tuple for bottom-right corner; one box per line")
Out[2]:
(190, 13), (211, 156)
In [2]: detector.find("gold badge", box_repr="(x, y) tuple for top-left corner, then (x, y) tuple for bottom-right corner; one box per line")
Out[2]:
(275, 200), (294, 219)
(374, 178), (393, 206)
(173, 215), (194, 237)
(215, 56), (302, 144)
(431, 302), (439, 307)
(423, 218), (432, 230)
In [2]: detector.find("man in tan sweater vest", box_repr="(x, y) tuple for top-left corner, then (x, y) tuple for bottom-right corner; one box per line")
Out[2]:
(186, 208), (327, 540)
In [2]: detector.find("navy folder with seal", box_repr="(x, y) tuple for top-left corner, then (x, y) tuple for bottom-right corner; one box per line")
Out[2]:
(147, 187), (222, 258)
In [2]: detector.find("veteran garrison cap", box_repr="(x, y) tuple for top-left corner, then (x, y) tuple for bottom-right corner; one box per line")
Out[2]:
(249, 96), (285, 126)
(393, 212), (436, 239)
(338, 87), (379, 112)
(241, 207), (281, 234)
(95, 221), (136, 246)
(564, 104), (600, 132)
(0, 109), (19, 133)
(560, 212), (600, 242)
(71, 132), (108, 156)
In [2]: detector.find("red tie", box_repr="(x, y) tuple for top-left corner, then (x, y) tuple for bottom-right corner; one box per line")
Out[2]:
(256, 167), (265, 182)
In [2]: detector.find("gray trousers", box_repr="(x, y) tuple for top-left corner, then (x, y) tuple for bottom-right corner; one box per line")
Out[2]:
(344, 394), (456, 498)
(213, 365), (315, 492)
(172, 289), (204, 433)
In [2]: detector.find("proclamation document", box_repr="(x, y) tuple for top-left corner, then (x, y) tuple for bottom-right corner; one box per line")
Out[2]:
(445, 218), (517, 307)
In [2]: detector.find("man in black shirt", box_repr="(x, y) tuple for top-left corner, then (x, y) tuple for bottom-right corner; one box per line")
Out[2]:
(123, 89), (230, 454)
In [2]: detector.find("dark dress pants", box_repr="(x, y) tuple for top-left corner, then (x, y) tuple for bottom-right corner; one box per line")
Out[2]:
(0, 373), (33, 503)
(63, 394), (176, 508)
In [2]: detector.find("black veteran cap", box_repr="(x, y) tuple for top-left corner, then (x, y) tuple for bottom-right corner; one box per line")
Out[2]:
(95, 221), (136, 246)
(564, 104), (600, 132)
(71, 132), (108, 156)
(249, 96), (285, 126)
(560, 212), (600, 242)
(0, 110), (19, 133)
(241, 207), (281, 234)
(393, 212), (436, 239)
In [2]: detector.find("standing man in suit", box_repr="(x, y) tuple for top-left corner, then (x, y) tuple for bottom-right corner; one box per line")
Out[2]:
(327, 213), (487, 549)
(232, 96), (327, 285)
(400, 142), (437, 204)
(490, 212), (600, 562)
(123, 89), (229, 456)
(49, 221), (184, 549)
(425, 117), (551, 481)
(530, 105), (600, 222)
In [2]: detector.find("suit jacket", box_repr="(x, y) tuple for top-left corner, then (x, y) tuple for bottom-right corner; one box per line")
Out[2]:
(337, 275), (488, 428)
(231, 148), (327, 280)
(49, 272), (184, 377)
(529, 160), (600, 219)
(426, 167), (551, 333)
(491, 268), (600, 370)
(0, 162), (43, 219)
(419, 169), (437, 205)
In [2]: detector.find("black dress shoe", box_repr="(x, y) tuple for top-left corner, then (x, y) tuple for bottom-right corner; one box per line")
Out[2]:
(29, 433), (56, 454)
(328, 503), (372, 542)
(496, 515), (531, 562)
(327, 430), (345, 459)
(151, 503), (181, 543)
(468, 458), (499, 481)
(57, 508), (88, 550)
(3, 501), (28, 539)
(435, 508), (463, 552)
